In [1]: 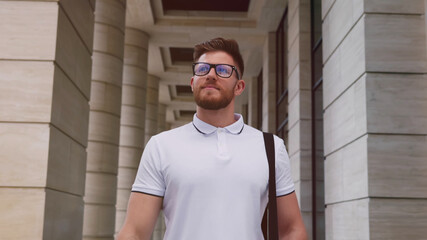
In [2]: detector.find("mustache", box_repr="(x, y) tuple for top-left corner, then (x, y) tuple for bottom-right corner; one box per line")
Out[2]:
(200, 84), (220, 90)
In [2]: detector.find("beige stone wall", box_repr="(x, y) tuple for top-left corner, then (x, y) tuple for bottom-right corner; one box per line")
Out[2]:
(115, 28), (149, 235)
(323, 0), (427, 239)
(0, 0), (94, 239)
(286, 0), (314, 237)
(262, 32), (277, 133)
(157, 103), (167, 133)
(145, 75), (160, 144)
(247, 77), (259, 128)
(84, 0), (126, 239)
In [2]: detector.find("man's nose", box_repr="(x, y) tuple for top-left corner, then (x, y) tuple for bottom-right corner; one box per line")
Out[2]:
(206, 67), (217, 79)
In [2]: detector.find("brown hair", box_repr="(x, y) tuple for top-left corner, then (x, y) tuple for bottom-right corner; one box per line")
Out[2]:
(193, 37), (244, 79)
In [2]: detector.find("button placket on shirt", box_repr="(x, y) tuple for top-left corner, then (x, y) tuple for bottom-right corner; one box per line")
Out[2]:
(216, 128), (229, 160)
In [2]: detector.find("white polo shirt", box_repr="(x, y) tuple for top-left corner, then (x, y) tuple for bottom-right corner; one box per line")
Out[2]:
(132, 114), (294, 240)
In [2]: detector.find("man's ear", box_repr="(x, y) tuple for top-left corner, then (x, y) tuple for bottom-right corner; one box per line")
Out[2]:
(190, 77), (194, 92)
(234, 79), (245, 96)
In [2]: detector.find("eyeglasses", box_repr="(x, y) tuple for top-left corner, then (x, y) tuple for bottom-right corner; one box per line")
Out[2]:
(192, 62), (240, 79)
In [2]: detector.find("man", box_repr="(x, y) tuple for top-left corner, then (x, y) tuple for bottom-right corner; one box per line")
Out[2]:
(117, 38), (307, 240)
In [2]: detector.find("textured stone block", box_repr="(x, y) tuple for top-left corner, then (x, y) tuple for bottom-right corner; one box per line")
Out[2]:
(116, 189), (131, 210)
(95, 0), (126, 32)
(325, 198), (369, 240)
(91, 51), (124, 87)
(321, 0), (336, 19)
(0, 124), (49, 187)
(124, 28), (149, 49)
(364, 0), (425, 14)
(368, 134), (427, 198)
(122, 85), (146, 108)
(365, 14), (427, 73)
(122, 65), (148, 87)
(119, 125), (145, 148)
(117, 168), (138, 189)
(88, 111), (120, 144)
(323, 75), (367, 155)
(0, 1), (57, 60)
(47, 126), (87, 196)
(288, 90), (311, 129)
(323, 16), (365, 108)
(294, 180), (313, 212)
(145, 103), (159, 121)
(369, 198), (427, 239)
(118, 146), (143, 168)
(115, 210), (127, 233)
(147, 75), (160, 89)
(324, 135), (368, 204)
(289, 150), (312, 182)
(366, 73), (427, 134)
(300, 211), (313, 240)
(0, 61), (53, 122)
(322, 0), (364, 61)
(43, 189), (84, 240)
(60, 0), (94, 52)
(288, 119), (311, 156)
(87, 141), (119, 174)
(90, 80), (122, 115)
(0, 188), (45, 239)
(51, 67), (90, 146)
(56, 7), (92, 99)
(84, 172), (117, 205)
(288, 61), (311, 101)
(83, 204), (116, 236)
(124, 44), (148, 67)
(120, 105), (145, 128)
(93, 22), (125, 59)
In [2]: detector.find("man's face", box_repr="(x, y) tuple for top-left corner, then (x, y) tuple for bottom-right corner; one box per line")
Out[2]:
(191, 51), (244, 110)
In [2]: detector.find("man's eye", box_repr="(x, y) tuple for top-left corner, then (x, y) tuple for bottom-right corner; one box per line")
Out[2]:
(217, 67), (230, 74)
(198, 66), (209, 72)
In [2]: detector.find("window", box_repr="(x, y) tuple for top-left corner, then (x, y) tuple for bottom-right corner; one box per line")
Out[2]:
(257, 69), (263, 130)
(311, 0), (324, 239)
(276, 10), (288, 146)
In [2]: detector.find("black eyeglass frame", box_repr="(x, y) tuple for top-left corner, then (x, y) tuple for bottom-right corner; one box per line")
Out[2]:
(192, 62), (241, 80)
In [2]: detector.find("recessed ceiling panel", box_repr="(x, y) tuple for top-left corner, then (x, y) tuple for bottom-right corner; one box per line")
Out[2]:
(180, 110), (196, 118)
(170, 47), (194, 64)
(162, 0), (250, 12)
(176, 85), (193, 96)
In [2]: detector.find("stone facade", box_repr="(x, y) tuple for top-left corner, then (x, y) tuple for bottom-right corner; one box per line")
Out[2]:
(0, 0), (426, 239)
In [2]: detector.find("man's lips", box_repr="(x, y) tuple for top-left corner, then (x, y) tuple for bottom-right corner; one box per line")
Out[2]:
(201, 85), (220, 90)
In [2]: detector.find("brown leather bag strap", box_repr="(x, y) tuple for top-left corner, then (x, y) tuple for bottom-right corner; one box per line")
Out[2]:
(262, 132), (278, 240)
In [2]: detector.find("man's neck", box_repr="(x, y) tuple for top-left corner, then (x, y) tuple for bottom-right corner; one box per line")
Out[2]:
(196, 106), (236, 128)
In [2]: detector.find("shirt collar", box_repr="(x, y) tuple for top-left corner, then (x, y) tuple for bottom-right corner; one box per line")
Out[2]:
(192, 113), (244, 135)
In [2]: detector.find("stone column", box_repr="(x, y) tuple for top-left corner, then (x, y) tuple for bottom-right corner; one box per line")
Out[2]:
(84, 0), (126, 239)
(145, 75), (160, 144)
(144, 75), (165, 240)
(287, 0), (314, 237)
(0, 1), (94, 239)
(157, 103), (167, 133)
(247, 77), (258, 128)
(322, 0), (427, 239)
(115, 28), (149, 235)
(262, 32), (277, 132)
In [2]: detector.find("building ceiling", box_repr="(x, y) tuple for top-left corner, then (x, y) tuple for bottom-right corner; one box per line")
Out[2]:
(125, 0), (286, 127)
(162, 0), (250, 12)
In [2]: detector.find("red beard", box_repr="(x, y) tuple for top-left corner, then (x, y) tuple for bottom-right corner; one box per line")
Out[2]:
(193, 83), (236, 110)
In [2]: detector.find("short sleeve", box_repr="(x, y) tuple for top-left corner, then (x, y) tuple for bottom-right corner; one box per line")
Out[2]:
(132, 136), (166, 197)
(274, 136), (295, 196)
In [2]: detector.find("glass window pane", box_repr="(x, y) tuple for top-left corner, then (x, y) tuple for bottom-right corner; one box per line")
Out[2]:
(277, 97), (288, 126)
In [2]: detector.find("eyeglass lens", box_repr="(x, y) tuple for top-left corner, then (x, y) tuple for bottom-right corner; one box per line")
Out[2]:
(194, 63), (233, 78)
